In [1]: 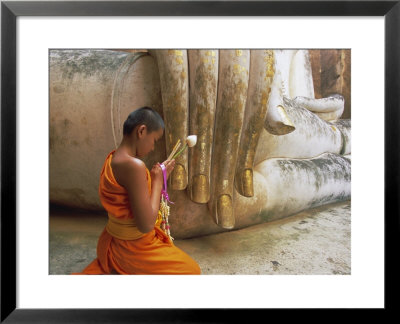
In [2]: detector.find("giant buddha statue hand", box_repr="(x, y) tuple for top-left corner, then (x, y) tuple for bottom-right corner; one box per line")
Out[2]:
(149, 49), (278, 229)
(147, 49), (348, 229)
(49, 49), (350, 239)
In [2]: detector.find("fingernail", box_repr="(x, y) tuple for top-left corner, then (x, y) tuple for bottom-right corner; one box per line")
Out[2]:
(277, 106), (294, 127)
(169, 163), (187, 190)
(190, 174), (209, 203)
(216, 194), (234, 229)
(277, 106), (295, 134)
(236, 168), (254, 197)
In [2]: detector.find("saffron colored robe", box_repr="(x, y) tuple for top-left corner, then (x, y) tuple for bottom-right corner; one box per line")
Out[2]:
(75, 151), (201, 275)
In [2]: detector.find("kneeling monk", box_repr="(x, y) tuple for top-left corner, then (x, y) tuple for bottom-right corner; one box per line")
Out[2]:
(75, 107), (201, 275)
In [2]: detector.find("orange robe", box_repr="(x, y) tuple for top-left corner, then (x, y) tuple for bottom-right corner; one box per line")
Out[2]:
(75, 151), (201, 275)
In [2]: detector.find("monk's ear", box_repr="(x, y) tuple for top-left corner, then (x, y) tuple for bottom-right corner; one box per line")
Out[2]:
(137, 125), (147, 138)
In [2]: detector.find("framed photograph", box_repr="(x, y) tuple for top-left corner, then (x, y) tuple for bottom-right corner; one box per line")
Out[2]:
(2, 0), (398, 321)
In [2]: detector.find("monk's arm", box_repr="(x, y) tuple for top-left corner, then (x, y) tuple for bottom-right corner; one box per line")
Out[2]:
(119, 159), (162, 233)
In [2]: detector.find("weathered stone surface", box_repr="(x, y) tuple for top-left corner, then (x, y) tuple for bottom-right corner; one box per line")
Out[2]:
(309, 49), (322, 98)
(255, 98), (342, 163)
(321, 49), (351, 119)
(236, 50), (274, 198)
(293, 94), (344, 121)
(50, 201), (351, 275)
(209, 49), (250, 228)
(50, 50), (163, 210)
(289, 50), (315, 99)
(309, 49), (351, 119)
(333, 119), (351, 155)
(187, 50), (218, 203)
(252, 153), (351, 225)
(341, 50), (351, 119)
(151, 50), (190, 190)
(165, 151), (351, 239)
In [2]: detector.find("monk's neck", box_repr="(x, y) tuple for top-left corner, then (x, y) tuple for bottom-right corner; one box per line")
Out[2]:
(119, 137), (137, 158)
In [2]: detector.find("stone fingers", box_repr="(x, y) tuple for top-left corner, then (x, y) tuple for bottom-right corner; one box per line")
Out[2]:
(187, 50), (218, 203)
(264, 50), (295, 135)
(292, 95), (345, 121)
(235, 50), (274, 197)
(153, 49), (189, 190)
(208, 50), (250, 229)
(154, 49), (295, 230)
(289, 50), (315, 99)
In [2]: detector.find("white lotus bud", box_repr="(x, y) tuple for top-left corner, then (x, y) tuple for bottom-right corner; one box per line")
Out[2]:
(172, 135), (198, 159)
(186, 135), (197, 147)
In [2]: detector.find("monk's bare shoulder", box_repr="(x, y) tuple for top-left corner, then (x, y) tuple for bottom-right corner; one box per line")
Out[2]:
(111, 153), (146, 188)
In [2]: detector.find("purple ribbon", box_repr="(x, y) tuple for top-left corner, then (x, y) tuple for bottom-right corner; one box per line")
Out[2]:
(159, 163), (173, 204)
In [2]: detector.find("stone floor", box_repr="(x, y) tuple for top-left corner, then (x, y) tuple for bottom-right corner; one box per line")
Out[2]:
(49, 200), (351, 275)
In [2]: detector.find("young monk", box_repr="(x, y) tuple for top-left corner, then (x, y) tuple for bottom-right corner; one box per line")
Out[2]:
(76, 107), (201, 274)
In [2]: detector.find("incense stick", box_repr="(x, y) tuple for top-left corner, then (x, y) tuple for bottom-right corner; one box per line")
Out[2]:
(167, 139), (181, 161)
(172, 144), (187, 160)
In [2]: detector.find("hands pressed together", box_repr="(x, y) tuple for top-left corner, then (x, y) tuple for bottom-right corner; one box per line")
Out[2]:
(150, 159), (176, 184)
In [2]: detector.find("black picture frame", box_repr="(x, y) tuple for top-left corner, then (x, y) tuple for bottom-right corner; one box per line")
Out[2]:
(1, 0), (399, 322)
